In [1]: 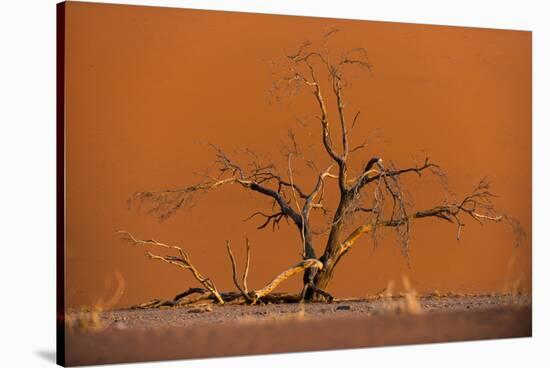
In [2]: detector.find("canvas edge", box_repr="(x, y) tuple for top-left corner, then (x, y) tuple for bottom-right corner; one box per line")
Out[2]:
(56, 1), (67, 366)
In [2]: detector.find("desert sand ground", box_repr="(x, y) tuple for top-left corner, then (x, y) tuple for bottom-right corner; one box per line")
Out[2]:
(65, 294), (531, 366)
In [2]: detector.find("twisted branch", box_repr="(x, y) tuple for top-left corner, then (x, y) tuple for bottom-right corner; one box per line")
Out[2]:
(252, 259), (324, 303)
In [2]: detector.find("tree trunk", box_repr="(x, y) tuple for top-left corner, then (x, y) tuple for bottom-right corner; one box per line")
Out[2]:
(304, 198), (350, 301)
(306, 240), (342, 301)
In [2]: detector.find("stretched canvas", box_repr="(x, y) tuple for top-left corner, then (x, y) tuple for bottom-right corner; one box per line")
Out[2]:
(57, 1), (532, 366)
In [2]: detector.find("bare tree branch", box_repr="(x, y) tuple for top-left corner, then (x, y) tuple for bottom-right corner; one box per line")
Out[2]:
(336, 180), (521, 263)
(116, 230), (225, 304)
(243, 238), (251, 294)
(130, 146), (305, 232)
(352, 157), (438, 193)
(287, 153), (307, 258)
(243, 211), (285, 231)
(225, 241), (254, 303)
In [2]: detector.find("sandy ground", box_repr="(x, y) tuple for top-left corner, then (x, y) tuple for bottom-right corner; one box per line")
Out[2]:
(65, 294), (531, 366)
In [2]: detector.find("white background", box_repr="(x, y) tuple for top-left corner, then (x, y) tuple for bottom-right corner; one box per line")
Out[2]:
(0, 0), (547, 367)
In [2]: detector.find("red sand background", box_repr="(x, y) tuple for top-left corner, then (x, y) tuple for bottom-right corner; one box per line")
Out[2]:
(63, 2), (531, 308)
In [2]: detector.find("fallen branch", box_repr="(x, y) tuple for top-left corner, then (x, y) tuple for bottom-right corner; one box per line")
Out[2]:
(251, 259), (323, 303)
(119, 233), (325, 308)
(116, 230), (225, 304)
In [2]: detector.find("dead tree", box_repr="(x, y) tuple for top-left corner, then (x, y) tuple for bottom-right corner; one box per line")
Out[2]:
(121, 30), (523, 305)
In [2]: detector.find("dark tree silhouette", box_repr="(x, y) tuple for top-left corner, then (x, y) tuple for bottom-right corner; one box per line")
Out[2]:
(119, 31), (523, 306)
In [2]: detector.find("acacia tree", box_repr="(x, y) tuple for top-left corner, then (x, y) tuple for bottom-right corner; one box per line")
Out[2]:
(119, 32), (523, 306)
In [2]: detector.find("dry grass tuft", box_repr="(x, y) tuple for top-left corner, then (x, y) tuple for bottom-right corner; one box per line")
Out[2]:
(401, 276), (422, 314)
(375, 277), (422, 315)
(66, 271), (125, 333)
(66, 305), (105, 332)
